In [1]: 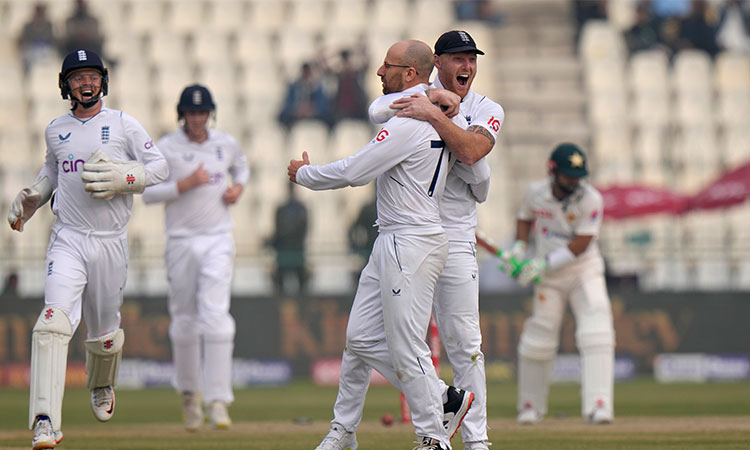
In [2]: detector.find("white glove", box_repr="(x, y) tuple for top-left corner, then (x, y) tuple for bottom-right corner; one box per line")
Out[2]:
(8, 176), (53, 232)
(81, 150), (146, 199)
(516, 257), (547, 287)
(498, 240), (526, 276)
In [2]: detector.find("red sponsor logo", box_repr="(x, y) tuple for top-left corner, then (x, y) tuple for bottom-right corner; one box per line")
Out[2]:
(533, 208), (554, 219)
(126, 175), (135, 184)
(375, 129), (389, 142)
(104, 339), (113, 350)
(44, 308), (53, 319)
(486, 116), (501, 132)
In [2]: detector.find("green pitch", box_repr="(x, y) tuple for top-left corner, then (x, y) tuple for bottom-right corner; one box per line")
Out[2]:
(1, 378), (749, 449)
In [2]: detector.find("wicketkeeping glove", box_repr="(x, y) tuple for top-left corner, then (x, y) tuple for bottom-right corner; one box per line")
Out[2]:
(498, 240), (526, 276)
(8, 176), (53, 232)
(516, 257), (547, 287)
(81, 150), (146, 199)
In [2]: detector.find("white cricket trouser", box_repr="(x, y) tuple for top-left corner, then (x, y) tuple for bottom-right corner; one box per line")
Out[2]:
(517, 258), (614, 418)
(334, 231), (450, 446)
(34, 224), (128, 428)
(166, 232), (236, 404)
(433, 241), (487, 443)
(43, 225), (128, 337)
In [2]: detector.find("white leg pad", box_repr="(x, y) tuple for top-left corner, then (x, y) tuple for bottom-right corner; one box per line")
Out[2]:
(517, 356), (555, 415)
(29, 307), (73, 430)
(85, 329), (124, 390)
(576, 314), (615, 418)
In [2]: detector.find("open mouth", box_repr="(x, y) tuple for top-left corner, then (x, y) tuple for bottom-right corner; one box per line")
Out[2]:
(456, 75), (469, 87)
(80, 87), (95, 99)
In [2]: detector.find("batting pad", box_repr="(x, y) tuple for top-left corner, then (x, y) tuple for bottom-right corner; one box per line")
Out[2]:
(29, 307), (73, 430)
(85, 328), (124, 390)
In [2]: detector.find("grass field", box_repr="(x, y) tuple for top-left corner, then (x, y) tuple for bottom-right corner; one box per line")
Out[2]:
(1, 378), (749, 449)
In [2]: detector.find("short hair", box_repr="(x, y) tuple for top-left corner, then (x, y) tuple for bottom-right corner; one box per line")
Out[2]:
(402, 40), (434, 81)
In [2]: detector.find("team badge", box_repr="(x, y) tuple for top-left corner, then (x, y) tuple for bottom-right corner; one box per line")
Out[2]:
(101, 126), (110, 144)
(216, 147), (223, 160)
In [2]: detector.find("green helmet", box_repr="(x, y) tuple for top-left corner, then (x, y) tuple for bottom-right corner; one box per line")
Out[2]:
(549, 143), (588, 178)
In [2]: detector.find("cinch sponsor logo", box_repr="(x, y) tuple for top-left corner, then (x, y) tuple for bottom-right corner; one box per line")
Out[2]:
(208, 172), (225, 185)
(62, 153), (85, 173)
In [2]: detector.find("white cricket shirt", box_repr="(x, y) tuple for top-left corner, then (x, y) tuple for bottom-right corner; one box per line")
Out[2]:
(297, 83), (467, 235)
(142, 129), (249, 237)
(38, 104), (168, 233)
(518, 178), (604, 261)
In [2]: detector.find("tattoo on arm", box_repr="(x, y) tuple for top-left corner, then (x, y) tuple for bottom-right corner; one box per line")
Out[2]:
(468, 125), (495, 146)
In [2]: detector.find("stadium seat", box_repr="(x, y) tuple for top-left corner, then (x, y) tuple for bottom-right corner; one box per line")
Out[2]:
(720, 126), (750, 167)
(288, 121), (331, 163)
(246, 0), (288, 33)
(163, 0), (205, 34)
(714, 51), (750, 94)
(146, 29), (188, 65)
(287, 0), (330, 33)
(124, 0), (165, 34)
(205, 0), (248, 33)
(329, 0), (369, 32)
(191, 30), (232, 65)
(578, 20), (627, 63)
(369, 0), (411, 34)
(331, 120), (373, 160)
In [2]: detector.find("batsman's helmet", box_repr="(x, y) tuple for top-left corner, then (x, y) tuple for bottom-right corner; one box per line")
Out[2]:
(58, 49), (108, 100)
(548, 143), (588, 178)
(177, 84), (216, 120)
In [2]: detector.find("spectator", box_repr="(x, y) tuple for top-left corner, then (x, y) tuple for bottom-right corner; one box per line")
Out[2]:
(455, 0), (503, 24)
(17, 2), (57, 73)
(1, 272), (20, 298)
(679, 0), (720, 58)
(278, 62), (333, 130)
(269, 183), (309, 296)
(625, 1), (662, 55)
(331, 49), (370, 124)
(347, 194), (377, 281)
(60, 0), (106, 61)
(716, 0), (750, 53)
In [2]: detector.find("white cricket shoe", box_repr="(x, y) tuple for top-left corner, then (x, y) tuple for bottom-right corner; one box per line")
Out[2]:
(587, 406), (613, 424)
(207, 401), (232, 429)
(516, 405), (543, 425)
(464, 441), (492, 450)
(91, 386), (115, 422)
(182, 392), (204, 431)
(443, 386), (474, 439)
(412, 436), (448, 450)
(315, 423), (358, 450)
(31, 415), (56, 450)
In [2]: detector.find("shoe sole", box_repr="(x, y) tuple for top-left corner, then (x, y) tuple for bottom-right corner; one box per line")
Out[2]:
(32, 441), (56, 450)
(447, 392), (475, 439)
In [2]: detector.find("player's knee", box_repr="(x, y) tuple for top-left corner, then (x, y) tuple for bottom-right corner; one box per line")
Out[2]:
(576, 313), (614, 351)
(202, 314), (235, 341)
(33, 307), (73, 339)
(518, 320), (559, 360)
(85, 328), (125, 389)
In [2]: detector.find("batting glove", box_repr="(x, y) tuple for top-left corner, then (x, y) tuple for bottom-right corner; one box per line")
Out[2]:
(81, 150), (146, 199)
(516, 257), (547, 287)
(498, 240), (526, 276)
(8, 176), (53, 232)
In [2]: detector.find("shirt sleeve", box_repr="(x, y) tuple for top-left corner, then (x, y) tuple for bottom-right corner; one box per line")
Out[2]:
(141, 137), (179, 204)
(470, 98), (505, 143)
(517, 184), (535, 221)
(451, 157), (491, 203)
(573, 188), (603, 236)
(368, 91), (427, 125)
(297, 118), (420, 190)
(122, 112), (169, 186)
(228, 136), (250, 186)
(37, 129), (59, 188)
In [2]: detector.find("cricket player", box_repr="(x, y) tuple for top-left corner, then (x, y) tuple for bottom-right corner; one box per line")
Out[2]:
(7, 49), (168, 450)
(142, 84), (249, 431)
(355, 30), (504, 450)
(291, 40), (469, 450)
(502, 143), (615, 425)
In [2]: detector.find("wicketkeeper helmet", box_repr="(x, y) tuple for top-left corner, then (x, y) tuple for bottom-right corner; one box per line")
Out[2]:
(548, 143), (588, 178)
(58, 49), (108, 100)
(177, 84), (216, 120)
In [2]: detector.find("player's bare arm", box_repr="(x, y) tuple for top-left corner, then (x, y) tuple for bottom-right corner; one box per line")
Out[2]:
(222, 184), (243, 205)
(569, 234), (593, 255)
(177, 164), (210, 193)
(515, 219), (533, 243)
(287, 151), (310, 183)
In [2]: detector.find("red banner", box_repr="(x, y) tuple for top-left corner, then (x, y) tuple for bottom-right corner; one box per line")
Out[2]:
(599, 185), (690, 219)
(689, 162), (750, 211)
